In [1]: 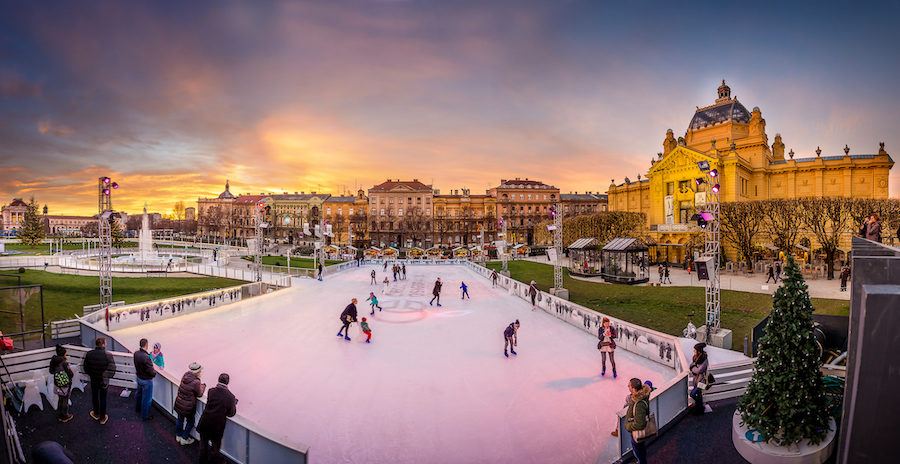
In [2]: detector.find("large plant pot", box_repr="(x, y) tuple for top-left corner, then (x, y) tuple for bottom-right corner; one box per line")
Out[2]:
(732, 411), (836, 464)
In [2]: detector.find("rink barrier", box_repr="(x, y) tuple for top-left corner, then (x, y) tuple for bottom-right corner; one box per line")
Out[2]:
(81, 282), (281, 331)
(186, 264), (292, 287)
(78, 322), (310, 463)
(461, 261), (692, 462)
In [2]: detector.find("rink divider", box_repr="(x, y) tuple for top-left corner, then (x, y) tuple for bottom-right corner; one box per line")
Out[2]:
(460, 261), (692, 463)
(77, 321), (310, 463)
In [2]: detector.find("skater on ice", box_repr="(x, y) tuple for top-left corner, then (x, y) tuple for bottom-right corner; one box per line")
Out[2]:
(367, 292), (383, 315)
(491, 270), (498, 287)
(360, 317), (373, 343)
(460, 281), (470, 299)
(370, 269), (377, 285)
(382, 276), (390, 294)
(504, 320), (520, 357)
(383, 261), (388, 272)
(429, 277), (443, 307)
(528, 281), (538, 309)
(337, 298), (358, 341)
(597, 317), (618, 378)
(401, 263), (406, 280)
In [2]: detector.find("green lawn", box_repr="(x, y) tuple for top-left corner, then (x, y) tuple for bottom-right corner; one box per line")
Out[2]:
(242, 256), (345, 268)
(0, 270), (243, 335)
(486, 261), (849, 351)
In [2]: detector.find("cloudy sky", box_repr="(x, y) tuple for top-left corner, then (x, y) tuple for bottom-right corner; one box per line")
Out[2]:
(1, 0), (898, 215)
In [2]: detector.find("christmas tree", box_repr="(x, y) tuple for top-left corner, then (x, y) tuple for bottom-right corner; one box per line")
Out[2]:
(738, 256), (830, 445)
(17, 197), (46, 246)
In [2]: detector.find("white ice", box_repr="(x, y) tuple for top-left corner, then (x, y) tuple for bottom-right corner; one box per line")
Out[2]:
(113, 264), (675, 464)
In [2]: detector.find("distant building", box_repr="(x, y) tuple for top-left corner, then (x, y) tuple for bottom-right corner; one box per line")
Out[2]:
(432, 188), (497, 246)
(45, 215), (95, 236)
(184, 207), (196, 221)
(488, 178), (560, 245)
(367, 179), (433, 248)
(560, 192), (608, 216)
(323, 191), (368, 247)
(1, 198), (28, 234)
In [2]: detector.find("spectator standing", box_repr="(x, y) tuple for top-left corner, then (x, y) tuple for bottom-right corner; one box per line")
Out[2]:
(317, 262), (324, 281)
(858, 214), (870, 237)
(83, 337), (116, 424)
(657, 264), (664, 284)
(150, 342), (165, 368)
(133, 338), (157, 421)
(49, 345), (75, 422)
(663, 265), (672, 284)
(197, 373), (238, 464)
(839, 265), (850, 292)
(174, 362), (207, 445)
(623, 378), (652, 464)
(774, 261), (782, 282)
(689, 342), (710, 414)
(866, 213), (882, 243)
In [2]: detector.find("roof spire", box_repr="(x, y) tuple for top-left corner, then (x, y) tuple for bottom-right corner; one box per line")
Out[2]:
(717, 80), (731, 102)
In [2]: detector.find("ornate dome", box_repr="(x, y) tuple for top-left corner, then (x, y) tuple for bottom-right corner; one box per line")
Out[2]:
(688, 81), (750, 131)
(217, 180), (236, 199)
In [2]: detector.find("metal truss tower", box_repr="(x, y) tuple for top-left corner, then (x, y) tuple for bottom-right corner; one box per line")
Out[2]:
(97, 176), (118, 328)
(702, 172), (722, 341)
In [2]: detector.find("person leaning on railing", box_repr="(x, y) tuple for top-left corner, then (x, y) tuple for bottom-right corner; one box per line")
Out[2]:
(623, 378), (652, 464)
(83, 337), (116, 425)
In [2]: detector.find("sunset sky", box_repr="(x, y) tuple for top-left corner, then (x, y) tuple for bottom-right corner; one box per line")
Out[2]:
(1, 1), (898, 216)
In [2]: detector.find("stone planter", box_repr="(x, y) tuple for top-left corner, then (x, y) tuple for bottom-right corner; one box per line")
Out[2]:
(732, 411), (836, 464)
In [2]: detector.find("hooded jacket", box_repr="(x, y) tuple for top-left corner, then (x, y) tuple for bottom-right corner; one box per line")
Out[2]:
(174, 371), (207, 416)
(624, 385), (651, 432)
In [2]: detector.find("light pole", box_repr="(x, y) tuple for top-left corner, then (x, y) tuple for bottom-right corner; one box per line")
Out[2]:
(549, 203), (568, 299)
(97, 176), (119, 330)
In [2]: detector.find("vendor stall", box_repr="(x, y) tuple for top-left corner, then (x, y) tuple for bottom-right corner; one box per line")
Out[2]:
(567, 238), (601, 277)
(600, 238), (649, 284)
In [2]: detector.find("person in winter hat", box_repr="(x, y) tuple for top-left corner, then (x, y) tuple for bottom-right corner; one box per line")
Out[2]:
(337, 298), (358, 341)
(197, 373), (237, 464)
(174, 362), (207, 445)
(151, 342), (165, 368)
(49, 345), (75, 423)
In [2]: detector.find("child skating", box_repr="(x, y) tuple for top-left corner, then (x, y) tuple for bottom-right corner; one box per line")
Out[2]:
(370, 269), (376, 285)
(504, 320), (520, 357)
(360, 317), (373, 343)
(382, 276), (390, 294)
(367, 292), (383, 315)
(460, 281), (470, 299)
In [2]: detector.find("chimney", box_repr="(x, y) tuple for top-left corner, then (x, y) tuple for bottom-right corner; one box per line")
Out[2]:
(294, 192), (298, 194)
(413, 178), (418, 182)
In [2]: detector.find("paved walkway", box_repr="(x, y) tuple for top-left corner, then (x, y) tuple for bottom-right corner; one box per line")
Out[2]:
(519, 256), (849, 300)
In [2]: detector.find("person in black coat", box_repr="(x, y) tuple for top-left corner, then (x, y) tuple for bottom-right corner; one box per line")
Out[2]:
(429, 277), (443, 307)
(83, 337), (116, 424)
(49, 345), (75, 422)
(197, 373), (238, 464)
(133, 338), (156, 421)
(336, 298), (358, 340)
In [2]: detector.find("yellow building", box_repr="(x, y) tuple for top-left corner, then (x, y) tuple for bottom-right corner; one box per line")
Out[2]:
(608, 81), (894, 263)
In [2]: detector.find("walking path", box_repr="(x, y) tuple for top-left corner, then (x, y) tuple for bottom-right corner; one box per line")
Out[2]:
(518, 256), (849, 300)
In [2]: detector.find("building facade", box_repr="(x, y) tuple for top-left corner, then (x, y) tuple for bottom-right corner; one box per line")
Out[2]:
(45, 215), (95, 236)
(432, 188), (497, 246)
(367, 179), (433, 248)
(607, 81), (894, 263)
(560, 192), (608, 216)
(1, 198), (28, 234)
(184, 207), (196, 222)
(323, 190), (369, 247)
(488, 178), (560, 245)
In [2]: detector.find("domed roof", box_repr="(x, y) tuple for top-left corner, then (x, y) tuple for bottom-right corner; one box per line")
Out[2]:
(217, 180), (236, 199)
(688, 80), (751, 131)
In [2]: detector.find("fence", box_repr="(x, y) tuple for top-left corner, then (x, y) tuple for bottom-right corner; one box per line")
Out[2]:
(185, 264), (292, 287)
(700, 358), (755, 402)
(77, 323), (309, 463)
(461, 261), (691, 462)
(49, 319), (80, 340)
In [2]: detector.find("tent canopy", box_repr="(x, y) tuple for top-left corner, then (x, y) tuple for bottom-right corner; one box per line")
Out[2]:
(568, 238), (599, 250)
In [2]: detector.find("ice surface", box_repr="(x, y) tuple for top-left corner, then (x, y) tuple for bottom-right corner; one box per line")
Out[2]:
(113, 265), (675, 464)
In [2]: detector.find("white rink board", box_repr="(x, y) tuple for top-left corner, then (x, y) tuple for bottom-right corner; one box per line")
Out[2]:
(113, 265), (674, 464)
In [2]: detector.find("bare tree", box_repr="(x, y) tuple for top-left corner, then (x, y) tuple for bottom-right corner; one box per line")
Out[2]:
(719, 201), (766, 267)
(173, 201), (186, 221)
(761, 199), (804, 254)
(798, 197), (853, 279)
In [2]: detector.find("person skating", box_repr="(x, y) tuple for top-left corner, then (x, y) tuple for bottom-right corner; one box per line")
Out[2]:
(133, 338), (157, 421)
(623, 378), (652, 464)
(83, 337), (116, 425)
(429, 277), (443, 306)
(370, 269), (376, 285)
(401, 263), (406, 280)
(197, 373), (237, 464)
(504, 320), (520, 357)
(367, 292), (383, 315)
(382, 276), (390, 294)
(49, 345), (75, 423)
(597, 317), (618, 378)
(383, 261), (388, 272)
(317, 262), (324, 281)
(491, 270), (498, 287)
(361, 317), (373, 343)
(528, 281), (538, 310)
(765, 265), (776, 283)
(392, 264), (398, 281)
(460, 281), (470, 299)
(174, 362), (207, 445)
(336, 298), (358, 341)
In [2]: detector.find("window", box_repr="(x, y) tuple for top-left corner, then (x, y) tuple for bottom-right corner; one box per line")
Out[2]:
(349, 208), (354, 215)
(527, 194), (532, 200)
(666, 182), (674, 195)
(678, 180), (690, 193)
(380, 208), (385, 215)
(741, 178), (749, 196)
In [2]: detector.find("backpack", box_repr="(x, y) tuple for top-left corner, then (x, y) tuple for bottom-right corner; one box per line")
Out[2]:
(54, 369), (71, 388)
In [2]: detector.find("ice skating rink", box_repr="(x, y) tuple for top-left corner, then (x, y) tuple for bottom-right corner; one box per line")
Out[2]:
(113, 265), (675, 464)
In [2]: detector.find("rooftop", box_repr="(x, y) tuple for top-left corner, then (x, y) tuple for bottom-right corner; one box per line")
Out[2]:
(495, 178), (557, 190)
(688, 81), (751, 131)
(561, 193), (608, 201)
(369, 179), (433, 192)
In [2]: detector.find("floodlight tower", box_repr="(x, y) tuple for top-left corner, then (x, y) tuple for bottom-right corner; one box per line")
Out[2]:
(549, 203), (567, 299)
(253, 201), (266, 282)
(97, 176), (119, 328)
(499, 216), (510, 275)
(693, 160), (729, 347)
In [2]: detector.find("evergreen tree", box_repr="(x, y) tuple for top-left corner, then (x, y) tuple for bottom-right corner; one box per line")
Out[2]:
(111, 218), (126, 249)
(17, 197), (45, 246)
(738, 256), (830, 445)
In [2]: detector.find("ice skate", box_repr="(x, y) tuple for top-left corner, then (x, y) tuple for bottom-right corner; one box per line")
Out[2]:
(612, 369), (617, 379)
(510, 349), (517, 356)
(504, 350), (509, 358)
(344, 336), (351, 341)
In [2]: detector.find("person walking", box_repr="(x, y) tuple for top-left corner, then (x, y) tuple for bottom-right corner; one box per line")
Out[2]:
(360, 317), (373, 343)
(597, 317), (618, 378)
(197, 373), (238, 464)
(689, 342), (710, 414)
(429, 277), (443, 307)
(133, 338), (157, 421)
(774, 261), (782, 282)
(401, 263), (406, 280)
(623, 378), (652, 464)
(503, 320), (520, 357)
(370, 269), (376, 285)
(528, 281), (538, 310)
(174, 362), (207, 445)
(866, 213), (882, 243)
(367, 292), (383, 315)
(765, 265), (776, 283)
(663, 265), (672, 284)
(658, 264), (664, 284)
(49, 345), (75, 423)
(150, 342), (165, 368)
(83, 337), (116, 424)
(460, 281), (470, 300)
(337, 298), (358, 341)
(839, 265), (850, 292)
(317, 262), (324, 281)
(491, 270), (499, 287)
